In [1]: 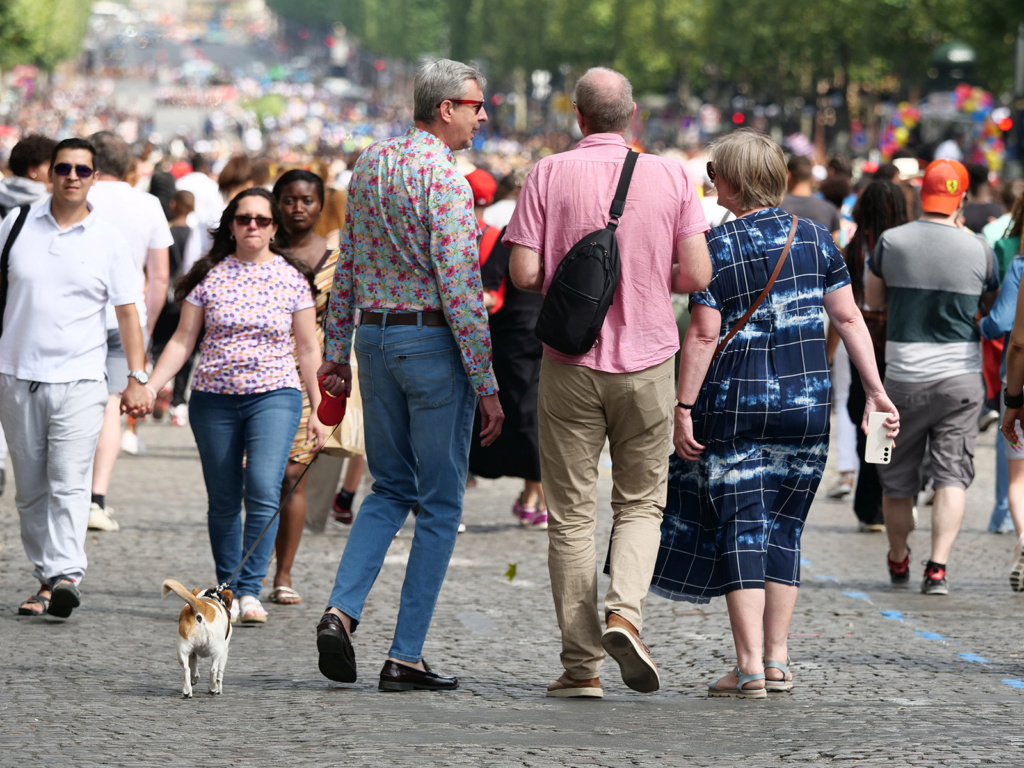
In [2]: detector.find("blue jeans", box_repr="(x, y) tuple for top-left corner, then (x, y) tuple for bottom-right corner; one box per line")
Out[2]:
(189, 388), (302, 597)
(328, 321), (477, 663)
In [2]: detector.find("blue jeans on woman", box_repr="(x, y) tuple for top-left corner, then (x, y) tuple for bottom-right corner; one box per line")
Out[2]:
(189, 388), (302, 598)
(327, 321), (477, 663)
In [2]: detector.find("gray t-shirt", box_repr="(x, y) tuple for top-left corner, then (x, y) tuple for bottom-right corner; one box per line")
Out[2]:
(868, 220), (997, 383)
(780, 194), (841, 234)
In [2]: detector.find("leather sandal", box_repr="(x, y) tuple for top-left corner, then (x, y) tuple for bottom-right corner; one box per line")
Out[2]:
(707, 667), (767, 699)
(17, 587), (50, 616)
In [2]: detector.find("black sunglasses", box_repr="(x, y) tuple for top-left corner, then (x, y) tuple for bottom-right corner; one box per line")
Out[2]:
(706, 161), (716, 183)
(53, 163), (94, 178)
(233, 214), (274, 228)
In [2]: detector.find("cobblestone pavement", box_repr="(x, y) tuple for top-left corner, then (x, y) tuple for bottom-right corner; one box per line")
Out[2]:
(1, 418), (1022, 767)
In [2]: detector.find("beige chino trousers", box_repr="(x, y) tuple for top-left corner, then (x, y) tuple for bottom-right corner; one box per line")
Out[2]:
(538, 356), (674, 680)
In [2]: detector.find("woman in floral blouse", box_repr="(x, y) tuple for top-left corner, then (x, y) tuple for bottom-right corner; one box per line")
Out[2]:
(147, 188), (324, 624)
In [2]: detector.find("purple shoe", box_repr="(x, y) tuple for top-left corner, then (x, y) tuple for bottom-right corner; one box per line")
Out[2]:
(512, 500), (536, 527)
(530, 508), (549, 530)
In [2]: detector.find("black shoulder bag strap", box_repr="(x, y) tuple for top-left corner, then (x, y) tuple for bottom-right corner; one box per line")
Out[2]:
(607, 150), (639, 229)
(0, 204), (31, 337)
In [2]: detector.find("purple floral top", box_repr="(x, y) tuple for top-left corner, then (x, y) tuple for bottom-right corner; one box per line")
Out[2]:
(186, 255), (315, 394)
(323, 128), (497, 395)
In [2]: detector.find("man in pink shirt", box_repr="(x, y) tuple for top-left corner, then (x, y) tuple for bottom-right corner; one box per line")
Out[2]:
(506, 67), (711, 698)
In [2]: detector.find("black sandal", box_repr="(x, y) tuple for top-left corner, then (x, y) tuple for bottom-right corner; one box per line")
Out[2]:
(47, 577), (81, 618)
(17, 588), (51, 616)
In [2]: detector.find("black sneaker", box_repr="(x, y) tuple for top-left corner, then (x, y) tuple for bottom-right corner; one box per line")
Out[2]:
(887, 549), (910, 585)
(921, 563), (949, 595)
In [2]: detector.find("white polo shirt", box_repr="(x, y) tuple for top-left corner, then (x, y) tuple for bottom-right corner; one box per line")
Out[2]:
(88, 180), (174, 331)
(0, 200), (138, 383)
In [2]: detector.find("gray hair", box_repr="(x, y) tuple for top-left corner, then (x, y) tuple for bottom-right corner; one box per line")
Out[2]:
(573, 68), (633, 134)
(88, 131), (131, 179)
(413, 59), (486, 123)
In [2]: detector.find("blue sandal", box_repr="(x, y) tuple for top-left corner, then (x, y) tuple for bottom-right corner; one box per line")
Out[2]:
(708, 667), (767, 699)
(764, 660), (794, 692)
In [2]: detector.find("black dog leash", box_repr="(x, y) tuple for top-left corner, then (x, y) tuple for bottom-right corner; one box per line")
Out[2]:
(216, 419), (342, 599)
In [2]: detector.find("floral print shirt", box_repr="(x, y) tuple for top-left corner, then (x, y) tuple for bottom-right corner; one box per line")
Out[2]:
(324, 128), (497, 395)
(186, 255), (315, 395)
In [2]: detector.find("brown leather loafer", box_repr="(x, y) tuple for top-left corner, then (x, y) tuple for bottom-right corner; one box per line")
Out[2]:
(601, 613), (660, 693)
(546, 672), (603, 698)
(316, 612), (357, 683)
(378, 659), (458, 692)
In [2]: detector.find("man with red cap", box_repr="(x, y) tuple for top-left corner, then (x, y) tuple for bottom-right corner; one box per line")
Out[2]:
(866, 158), (998, 595)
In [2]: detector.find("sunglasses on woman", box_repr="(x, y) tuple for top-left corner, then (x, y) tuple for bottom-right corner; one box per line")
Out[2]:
(53, 163), (94, 178)
(233, 214), (274, 228)
(706, 162), (716, 182)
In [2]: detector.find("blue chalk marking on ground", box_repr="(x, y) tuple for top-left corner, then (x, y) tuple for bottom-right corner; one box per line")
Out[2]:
(814, 574), (838, 581)
(842, 591), (871, 601)
(958, 653), (989, 664)
(914, 631), (945, 641)
(1001, 679), (1024, 689)
(879, 610), (905, 620)
(800, 558), (812, 566)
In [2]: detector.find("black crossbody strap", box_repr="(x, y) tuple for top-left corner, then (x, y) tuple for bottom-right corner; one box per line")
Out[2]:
(0, 204), (31, 337)
(608, 150), (639, 223)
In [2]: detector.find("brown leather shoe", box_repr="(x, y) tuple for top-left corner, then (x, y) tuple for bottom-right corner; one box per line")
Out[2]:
(545, 672), (603, 698)
(601, 613), (659, 693)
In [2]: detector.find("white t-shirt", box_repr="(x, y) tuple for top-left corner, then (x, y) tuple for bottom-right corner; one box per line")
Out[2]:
(87, 180), (174, 330)
(0, 201), (139, 382)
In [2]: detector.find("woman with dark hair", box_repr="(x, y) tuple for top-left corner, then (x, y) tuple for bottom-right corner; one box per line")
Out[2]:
(844, 181), (910, 531)
(146, 188), (324, 624)
(267, 169), (362, 605)
(652, 131), (898, 696)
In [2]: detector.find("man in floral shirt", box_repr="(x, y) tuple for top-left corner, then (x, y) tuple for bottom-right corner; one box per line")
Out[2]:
(316, 59), (503, 692)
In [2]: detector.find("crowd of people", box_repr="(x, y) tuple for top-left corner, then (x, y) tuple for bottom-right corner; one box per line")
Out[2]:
(2, 56), (1022, 700)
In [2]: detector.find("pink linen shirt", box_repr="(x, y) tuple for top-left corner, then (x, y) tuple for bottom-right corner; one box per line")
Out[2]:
(504, 133), (708, 373)
(186, 255), (315, 395)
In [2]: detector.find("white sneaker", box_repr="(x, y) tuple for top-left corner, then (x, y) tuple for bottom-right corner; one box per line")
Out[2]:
(170, 403), (189, 427)
(120, 430), (145, 455)
(457, 520), (467, 534)
(88, 502), (120, 532)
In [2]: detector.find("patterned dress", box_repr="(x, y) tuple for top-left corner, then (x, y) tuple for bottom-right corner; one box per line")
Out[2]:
(289, 249), (339, 465)
(650, 209), (850, 603)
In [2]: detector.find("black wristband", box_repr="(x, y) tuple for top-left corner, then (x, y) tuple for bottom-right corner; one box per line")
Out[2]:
(676, 401), (695, 410)
(1005, 388), (1024, 409)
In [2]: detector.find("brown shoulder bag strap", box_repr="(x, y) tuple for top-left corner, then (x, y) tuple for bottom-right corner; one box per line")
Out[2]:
(712, 215), (798, 359)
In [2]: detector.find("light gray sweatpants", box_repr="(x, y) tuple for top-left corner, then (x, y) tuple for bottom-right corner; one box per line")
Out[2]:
(0, 375), (107, 585)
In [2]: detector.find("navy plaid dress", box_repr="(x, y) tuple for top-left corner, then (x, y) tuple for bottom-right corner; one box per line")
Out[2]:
(650, 208), (850, 603)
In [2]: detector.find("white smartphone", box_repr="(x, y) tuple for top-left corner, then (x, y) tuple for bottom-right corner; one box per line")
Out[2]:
(865, 411), (894, 465)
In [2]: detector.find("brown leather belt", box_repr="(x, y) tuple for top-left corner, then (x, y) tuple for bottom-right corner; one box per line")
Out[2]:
(360, 310), (447, 327)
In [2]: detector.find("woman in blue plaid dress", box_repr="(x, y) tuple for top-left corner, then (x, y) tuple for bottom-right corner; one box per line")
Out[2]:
(651, 131), (899, 697)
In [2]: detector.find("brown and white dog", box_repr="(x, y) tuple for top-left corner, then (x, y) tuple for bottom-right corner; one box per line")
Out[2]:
(161, 579), (233, 698)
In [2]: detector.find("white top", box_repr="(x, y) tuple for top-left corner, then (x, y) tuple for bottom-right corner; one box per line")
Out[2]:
(87, 180), (174, 330)
(0, 200), (139, 382)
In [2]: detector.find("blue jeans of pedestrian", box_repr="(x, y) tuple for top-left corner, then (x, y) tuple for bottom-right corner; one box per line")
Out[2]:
(327, 321), (477, 663)
(189, 388), (302, 598)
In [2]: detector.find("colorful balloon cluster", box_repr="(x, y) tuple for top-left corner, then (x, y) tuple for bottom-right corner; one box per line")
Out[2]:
(878, 103), (920, 160)
(953, 84), (1005, 173)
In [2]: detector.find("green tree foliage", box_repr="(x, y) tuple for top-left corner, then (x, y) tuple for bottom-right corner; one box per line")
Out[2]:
(267, 0), (1022, 97)
(0, 0), (92, 71)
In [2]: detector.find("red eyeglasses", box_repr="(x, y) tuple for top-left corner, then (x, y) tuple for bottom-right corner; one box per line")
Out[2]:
(439, 98), (485, 114)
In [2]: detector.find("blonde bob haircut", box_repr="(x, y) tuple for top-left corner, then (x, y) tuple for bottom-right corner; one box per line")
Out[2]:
(708, 129), (788, 212)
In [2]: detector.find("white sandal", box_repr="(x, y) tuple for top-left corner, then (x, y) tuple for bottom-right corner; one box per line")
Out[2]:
(239, 595), (267, 624)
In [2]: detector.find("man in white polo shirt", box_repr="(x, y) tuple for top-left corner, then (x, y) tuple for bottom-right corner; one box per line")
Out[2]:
(85, 131), (172, 532)
(0, 137), (151, 619)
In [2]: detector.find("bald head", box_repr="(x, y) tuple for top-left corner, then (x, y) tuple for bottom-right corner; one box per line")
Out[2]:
(573, 67), (634, 135)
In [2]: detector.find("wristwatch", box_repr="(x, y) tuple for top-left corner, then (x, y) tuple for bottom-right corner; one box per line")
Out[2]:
(127, 370), (150, 386)
(1005, 388), (1024, 409)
